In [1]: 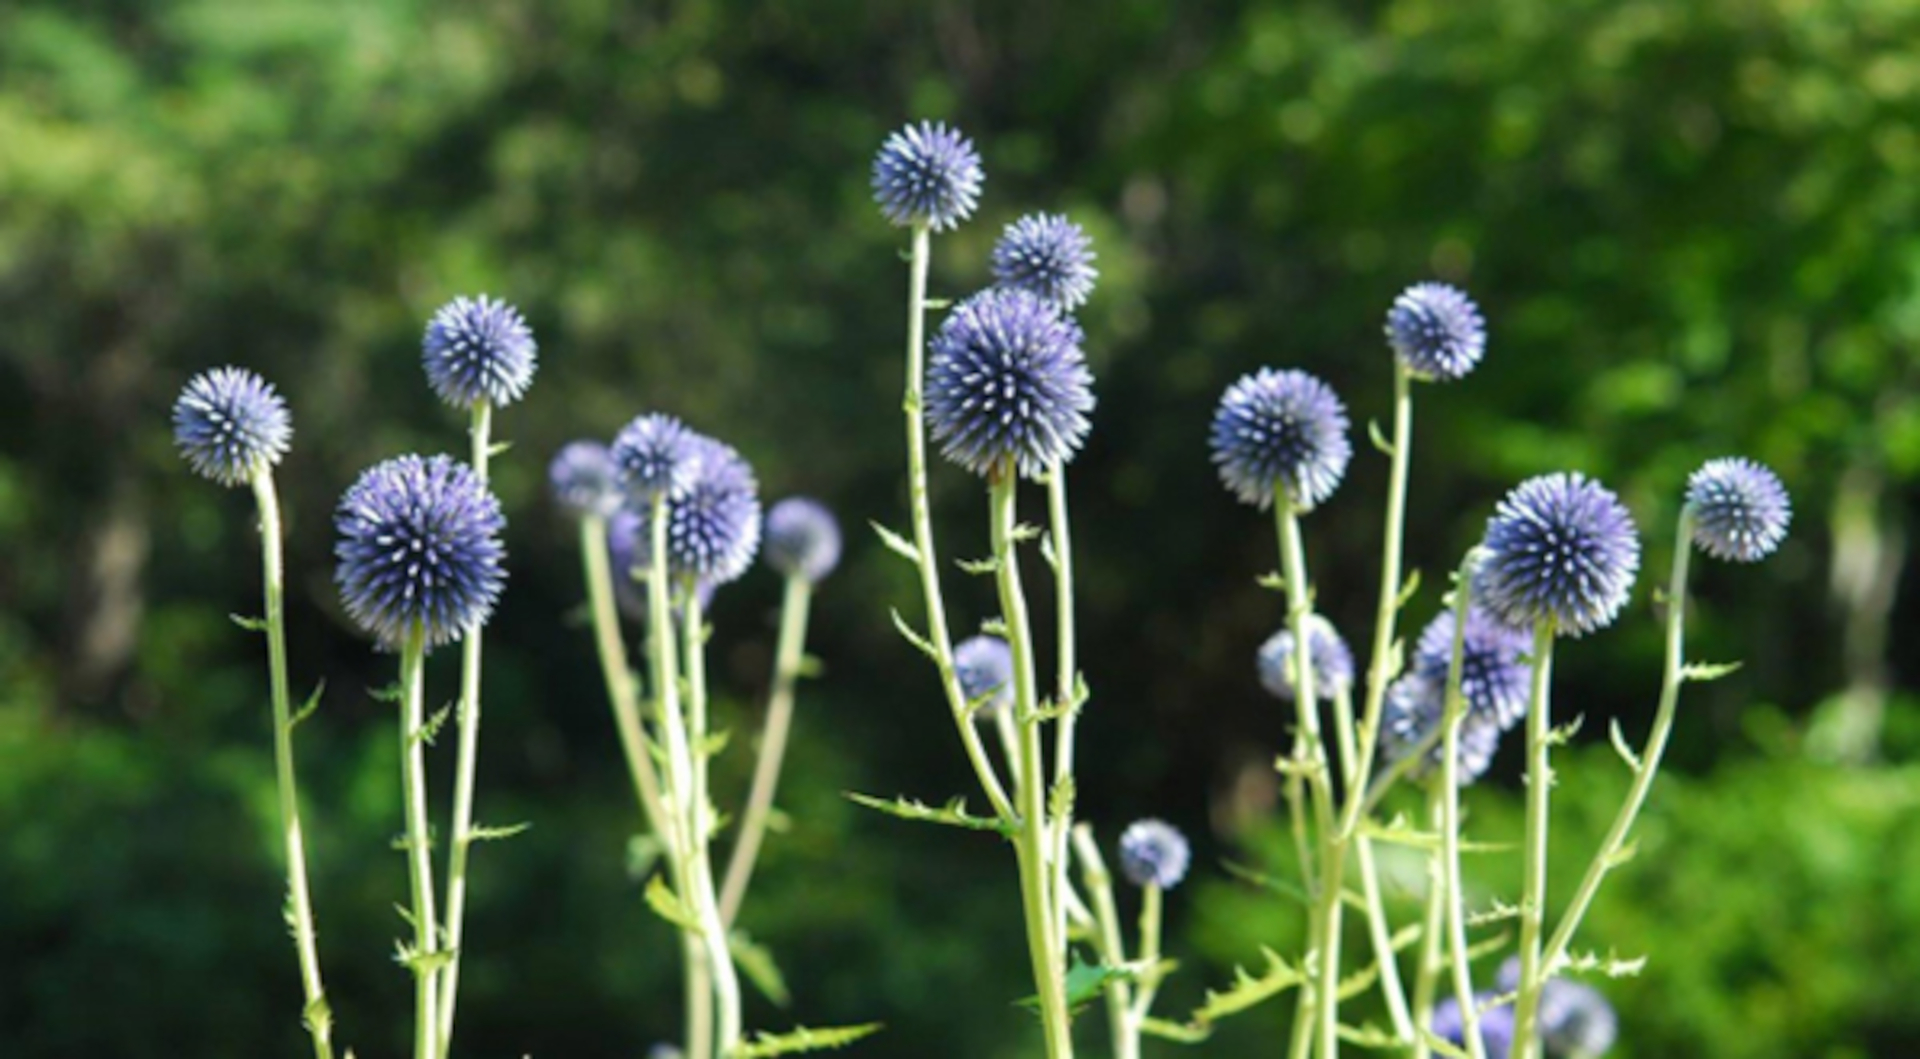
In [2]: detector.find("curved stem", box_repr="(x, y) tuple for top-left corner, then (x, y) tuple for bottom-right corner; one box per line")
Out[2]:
(1409, 784), (1446, 1059)
(1354, 835), (1414, 1041)
(720, 574), (814, 925)
(1046, 464), (1080, 960)
(1071, 826), (1137, 1059)
(1509, 623), (1559, 1059)
(683, 590), (743, 1057)
(1438, 559), (1487, 1059)
(249, 474), (335, 1059)
(397, 625), (439, 1059)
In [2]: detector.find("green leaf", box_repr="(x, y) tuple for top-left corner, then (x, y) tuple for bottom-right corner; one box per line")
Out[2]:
(736, 1023), (884, 1058)
(701, 728), (732, 758)
(1608, 718), (1643, 771)
(487, 439), (513, 458)
(1466, 899), (1523, 927)
(626, 833), (665, 881)
(368, 682), (403, 704)
(1039, 531), (1058, 571)
(393, 940), (454, 978)
(923, 297), (953, 311)
(888, 608), (939, 663)
(1189, 947), (1307, 1024)
(1256, 570), (1286, 592)
(1362, 815), (1512, 853)
(1048, 775), (1077, 825)
(411, 703), (454, 747)
(1681, 660), (1743, 683)
(1396, 568), (1423, 610)
(1064, 954), (1130, 1008)
(469, 821), (532, 843)
(1336, 1021), (1405, 1050)
(844, 792), (1011, 836)
(643, 874), (701, 932)
(978, 617), (1010, 638)
(291, 680), (325, 729)
(1546, 713), (1585, 747)
(1561, 949), (1647, 978)
(1010, 521), (1044, 543)
(731, 930), (791, 1008)
(230, 613), (269, 633)
(869, 521), (920, 564)
(1140, 1016), (1212, 1044)
(955, 555), (1001, 576)
(1368, 418), (1394, 456)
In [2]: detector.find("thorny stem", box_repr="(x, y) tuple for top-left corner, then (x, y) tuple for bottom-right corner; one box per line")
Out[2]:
(720, 573), (814, 925)
(683, 589), (744, 1057)
(1511, 622), (1559, 1059)
(397, 625), (439, 1059)
(1438, 557), (1487, 1059)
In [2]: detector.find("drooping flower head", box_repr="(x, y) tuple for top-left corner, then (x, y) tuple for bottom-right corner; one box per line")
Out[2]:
(926, 287), (1095, 479)
(334, 455), (506, 651)
(1431, 993), (1516, 1059)
(1210, 368), (1352, 511)
(992, 213), (1099, 311)
(172, 367), (293, 487)
(1479, 473), (1641, 637)
(1256, 616), (1355, 702)
(1386, 282), (1486, 382)
(1686, 457), (1790, 563)
(1413, 606), (1533, 730)
(763, 497), (842, 583)
(548, 441), (623, 519)
(639, 434), (762, 588)
(1498, 958), (1618, 1057)
(1380, 675), (1501, 784)
(1118, 819), (1191, 890)
(954, 634), (1015, 716)
(871, 121), (984, 232)
(612, 413), (703, 503)
(421, 294), (537, 408)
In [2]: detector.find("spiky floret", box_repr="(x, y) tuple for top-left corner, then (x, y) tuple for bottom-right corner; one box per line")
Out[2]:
(991, 213), (1099, 311)
(1255, 616), (1355, 702)
(549, 440), (623, 519)
(926, 287), (1095, 479)
(871, 121), (985, 232)
(1479, 472), (1641, 637)
(612, 413), (703, 503)
(763, 497), (842, 583)
(1386, 282), (1486, 381)
(954, 634), (1015, 716)
(640, 434), (762, 587)
(1686, 457), (1791, 563)
(334, 454), (506, 651)
(421, 294), (537, 408)
(172, 367), (293, 487)
(1380, 675), (1501, 784)
(1412, 606), (1533, 730)
(1117, 819), (1192, 890)
(1210, 368), (1352, 511)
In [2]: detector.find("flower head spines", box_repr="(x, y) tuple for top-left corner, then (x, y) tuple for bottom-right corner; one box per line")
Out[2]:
(1413, 606), (1533, 730)
(1380, 675), (1501, 785)
(613, 413), (703, 503)
(1479, 472), (1641, 637)
(549, 441), (623, 519)
(763, 497), (842, 583)
(1210, 368), (1352, 511)
(926, 287), (1095, 479)
(334, 454), (506, 651)
(646, 434), (762, 586)
(1118, 819), (1191, 890)
(871, 121), (984, 232)
(1686, 457), (1790, 563)
(954, 634), (1015, 716)
(1256, 616), (1355, 702)
(422, 295), (537, 408)
(1386, 282), (1486, 381)
(172, 368), (293, 488)
(991, 213), (1098, 311)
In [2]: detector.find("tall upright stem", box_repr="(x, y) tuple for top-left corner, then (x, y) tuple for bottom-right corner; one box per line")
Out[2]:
(578, 516), (674, 857)
(249, 474), (334, 1059)
(1409, 785), (1446, 1059)
(1045, 464), (1080, 954)
(683, 590), (744, 1057)
(1510, 623), (1558, 1059)
(1438, 561), (1486, 1059)
(1071, 825), (1137, 1059)
(720, 574), (814, 925)
(397, 626), (439, 1059)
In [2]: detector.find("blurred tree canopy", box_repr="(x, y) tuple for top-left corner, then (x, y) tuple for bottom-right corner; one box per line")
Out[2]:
(0, 1), (1915, 1056)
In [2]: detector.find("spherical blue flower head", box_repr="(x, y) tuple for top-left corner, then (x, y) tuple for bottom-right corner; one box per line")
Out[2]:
(608, 509), (715, 622)
(1210, 368), (1352, 511)
(1117, 819), (1191, 890)
(334, 454), (506, 651)
(1413, 607), (1534, 730)
(1380, 675), (1501, 784)
(954, 634), (1015, 716)
(1255, 616), (1355, 702)
(643, 435), (761, 586)
(763, 497), (842, 583)
(548, 441), (623, 519)
(1479, 473), (1641, 638)
(991, 213), (1099, 311)
(1686, 457), (1790, 563)
(926, 287), (1095, 479)
(1496, 958), (1617, 1057)
(1386, 282), (1486, 381)
(172, 367), (293, 487)
(612, 413), (703, 503)
(1431, 994), (1515, 1059)
(871, 120), (984, 232)
(421, 294), (537, 408)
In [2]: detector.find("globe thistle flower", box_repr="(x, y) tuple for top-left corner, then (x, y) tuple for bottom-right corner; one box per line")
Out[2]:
(1255, 616), (1355, 702)
(1498, 958), (1618, 1057)
(991, 213), (1099, 311)
(1117, 819), (1191, 890)
(421, 294), (537, 408)
(640, 435), (762, 587)
(172, 367), (293, 487)
(954, 634), (1015, 716)
(334, 454), (506, 651)
(1380, 675), (1501, 784)
(1479, 473), (1641, 637)
(1431, 993), (1516, 1059)
(763, 497), (842, 583)
(1386, 282), (1486, 382)
(612, 413), (703, 503)
(1413, 606), (1533, 730)
(1210, 368), (1353, 511)
(871, 120), (984, 232)
(608, 509), (717, 621)
(548, 441), (622, 519)
(926, 287), (1095, 479)
(1686, 457), (1790, 563)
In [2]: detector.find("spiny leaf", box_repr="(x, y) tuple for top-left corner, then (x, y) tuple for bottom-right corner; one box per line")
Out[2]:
(1608, 719), (1643, 771)
(469, 821), (532, 843)
(410, 703), (454, 747)
(393, 940), (454, 978)
(955, 555), (1001, 576)
(731, 930), (791, 1008)
(869, 521), (920, 564)
(644, 874), (702, 932)
(1546, 713), (1585, 747)
(1010, 521), (1044, 543)
(1682, 660), (1743, 683)
(736, 1023), (884, 1058)
(230, 613), (269, 633)
(290, 681), (325, 729)
(844, 792), (1011, 836)
(888, 609), (939, 663)
(1560, 949), (1648, 978)
(1140, 1016), (1211, 1044)
(1189, 947), (1307, 1023)
(1025, 954), (1131, 1013)
(1467, 900), (1523, 928)
(368, 682), (403, 704)
(978, 616), (1010, 638)
(1336, 958), (1384, 1001)
(1048, 776), (1076, 824)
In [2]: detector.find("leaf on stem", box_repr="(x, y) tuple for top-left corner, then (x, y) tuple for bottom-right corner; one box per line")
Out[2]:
(1047, 776), (1076, 824)
(393, 939), (454, 978)
(1464, 931), (1513, 962)
(487, 440), (513, 458)
(1607, 719), (1644, 771)
(1546, 714), (1585, 747)
(1396, 568), (1423, 610)
(736, 1023), (884, 1058)
(368, 682), (404, 704)
(700, 728), (732, 758)
(230, 613), (269, 633)
(955, 555), (1001, 576)
(291, 681), (325, 729)
(1140, 1016), (1212, 1044)
(844, 792), (1012, 836)
(1367, 418), (1395, 457)
(1256, 570), (1286, 593)
(869, 521), (921, 564)
(1604, 838), (1640, 869)
(1221, 859), (1313, 906)
(731, 930), (792, 1007)
(625, 833), (664, 881)
(1681, 660), (1743, 683)
(888, 609), (940, 663)
(643, 874), (702, 932)
(469, 821), (532, 843)
(302, 995), (334, 1037)
(1467, 900), (1522, 928)
(411, 703), (454, 747)
(1188, 947), (1307, 1023)
(924, 297), (953, 310)
(1010, 521), (1044, 543)
(1560, 950), (1648, 978)
(1336, 1021), (1406, 1050)
(1039, 531), (1058, 571)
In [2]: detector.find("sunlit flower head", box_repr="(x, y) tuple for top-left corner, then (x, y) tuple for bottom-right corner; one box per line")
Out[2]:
(1479, 473), (1640, 637)
(172, 367), (293, 487)
(334, 455), (506, 651)
(1255, 616), (1355, 702)
(1686, 457), (1790, 563)
(1380, 675), (1501, 785)
(1210, 368), (1352, 511)
(421, 295), (537, 408)
(639, 434), (761, 587)
(1386, 282), (1486, 382)
(992, 213), (1098, 311)
(926, 287), (1095, 479)
(1118, 819), (1191, 890)
(612, 413), (703, 503)
(872, 121), (984, 232)
(1413, 606), (1533, 730)
(954, 634), (1015, 716)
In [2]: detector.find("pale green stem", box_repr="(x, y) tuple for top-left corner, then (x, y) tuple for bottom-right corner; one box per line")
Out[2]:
(1541, 510), (1696, 979)
(438, 397), (493, 1054)
(1510, 623), (1559, 1059)
(249, 473), (335, 1059)
(1342, 687), (1415, 1044)
(991, 468), (1075, 1059)
(994, 707), (1024, 791)
(1071, 825), (1137, 1059)
(720, 574), (814, 925)
(683, 589), (743, 1058)
(1438, 558), (1487, 1059)
(1046, 463), (1080, 959)
(1409, 785), (1446, 1059)
(397, 625), (439, 1059)
(1130, 884), (1166, 1024)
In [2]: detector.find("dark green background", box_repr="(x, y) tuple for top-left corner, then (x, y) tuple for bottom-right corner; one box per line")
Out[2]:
(2, 1), (1917, 1056)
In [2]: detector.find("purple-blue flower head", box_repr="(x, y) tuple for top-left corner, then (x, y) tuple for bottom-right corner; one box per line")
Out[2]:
(422, 295), (537, 409)
(1686, 457), (1790, 563)
(1431, 993), (1515, 1059)
(763, 496), (842, 583)
(642, 434), (762, 586)
(334, 454), (506, 651)
(1210, 368), (1352, 511)
(1413, 607), (1533, 730)
(926, 287), (1095, 479)
(954, 634), (1015, 716)
(1386, 282), (1486, 382)
(612, 413), (703, 503)
(1256, 616), (1355, 702)
(1381, 675), (1501, 784)
(549, 441), (623, 519)
(992, 213), (1098, 311)
(1118, 819), (1191, 890)
(173, 367), (293, 487)
(872, 121), (984, 232)
(1498, 959), (1617, 1057)
(608, 510), (714, 621)
(1479, 473), (1640, 637)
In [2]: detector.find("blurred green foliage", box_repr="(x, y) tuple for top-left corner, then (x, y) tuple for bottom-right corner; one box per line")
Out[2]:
(0, 0), (1915, 1056)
